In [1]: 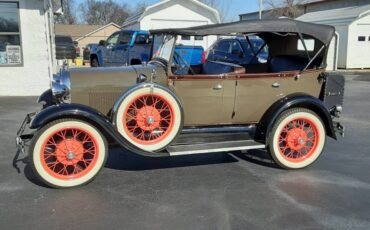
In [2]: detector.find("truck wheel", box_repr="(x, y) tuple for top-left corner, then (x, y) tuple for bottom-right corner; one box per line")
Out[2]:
(91, 58), (99, 67)
(268, 108), (326, 169)
(115, 85), (183, 152)
(29, 119), (107, 188)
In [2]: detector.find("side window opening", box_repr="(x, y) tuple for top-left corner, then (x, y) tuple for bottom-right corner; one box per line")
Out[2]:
(135, 34), (151, 45)
(298, 39), (315, 51)
(106, 33), (120, 46)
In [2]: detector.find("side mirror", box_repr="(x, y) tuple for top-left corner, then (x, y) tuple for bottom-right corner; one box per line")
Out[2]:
(99, 40), (105, 46)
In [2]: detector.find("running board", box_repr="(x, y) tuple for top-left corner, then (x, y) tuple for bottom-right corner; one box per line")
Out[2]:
(165, 132), (265, 156)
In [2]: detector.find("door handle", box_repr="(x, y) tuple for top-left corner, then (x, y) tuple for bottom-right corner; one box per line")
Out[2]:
(272, 82), (280, 88)
(213, 84), (223, 90)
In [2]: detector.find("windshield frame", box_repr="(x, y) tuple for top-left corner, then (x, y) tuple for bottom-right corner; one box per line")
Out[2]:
(152, 34), (176, 72)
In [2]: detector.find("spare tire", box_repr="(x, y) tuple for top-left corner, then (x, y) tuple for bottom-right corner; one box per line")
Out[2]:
(114, 84), (183, 152)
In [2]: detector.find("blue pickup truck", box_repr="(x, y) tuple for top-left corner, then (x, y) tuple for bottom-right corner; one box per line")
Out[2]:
(90, 30), (151, 67)
(90, 30), (205, 69)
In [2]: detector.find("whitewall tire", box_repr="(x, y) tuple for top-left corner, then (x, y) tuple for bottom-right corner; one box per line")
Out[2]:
(29, 119), (107, 188)
(268, 108), (326, 169)
(115, 85), (183, 152)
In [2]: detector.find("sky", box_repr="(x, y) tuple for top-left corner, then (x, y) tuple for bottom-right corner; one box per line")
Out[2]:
(74, 0), (261, 21)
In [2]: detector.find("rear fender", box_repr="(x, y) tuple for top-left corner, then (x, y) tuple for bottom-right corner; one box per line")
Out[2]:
(260, 93), (336, 140)
(30, 103), (163, 156)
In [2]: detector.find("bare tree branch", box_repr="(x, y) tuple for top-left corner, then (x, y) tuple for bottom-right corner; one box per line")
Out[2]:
(263, 0), (306, 19)
(79, 0), (130, 25)
(55, 0), (76, 24)
(199, 0), (232, 22)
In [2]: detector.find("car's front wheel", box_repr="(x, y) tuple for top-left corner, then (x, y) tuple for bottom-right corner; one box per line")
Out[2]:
(115, 85), (183, 152)
(268, 108), (326, 169)
(29, 119), (108, 188)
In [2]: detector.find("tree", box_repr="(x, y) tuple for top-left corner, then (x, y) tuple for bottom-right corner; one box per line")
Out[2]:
(130, 1), (148, 15)
(55, 0), (76, 24)
(199, 0), (231, 22)
(264, 0), (306, 19)
(79, 0), (130, 25)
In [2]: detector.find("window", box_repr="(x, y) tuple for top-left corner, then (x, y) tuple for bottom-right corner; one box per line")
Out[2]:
(214, 40), (231, 53)
(181, 35), (191, 41)
(230, 41), (244, 57)
(118, 33), (132, 45)
(135, 34), (151, 45)
(369, 36), (370, 41)
(106, 33), (120, 45)
(358, 36), (366, 42)
(194, 36), (204, 41)
(298, 39), (315, 51)
(0, 2), (22, 66)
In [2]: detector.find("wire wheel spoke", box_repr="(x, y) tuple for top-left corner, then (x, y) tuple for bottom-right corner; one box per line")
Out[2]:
(41, 127), (98, 179)
(278, 117), (319, 162)
(124, 94), (174, 144)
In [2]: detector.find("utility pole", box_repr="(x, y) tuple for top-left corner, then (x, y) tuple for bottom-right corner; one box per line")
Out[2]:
(259, 0), (263, 19)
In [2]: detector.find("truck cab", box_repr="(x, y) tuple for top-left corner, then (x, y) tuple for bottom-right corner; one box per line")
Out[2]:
(90, 30), (151, 67)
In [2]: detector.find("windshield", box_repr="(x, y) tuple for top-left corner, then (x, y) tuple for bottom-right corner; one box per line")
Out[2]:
(152, 34), (175, 62)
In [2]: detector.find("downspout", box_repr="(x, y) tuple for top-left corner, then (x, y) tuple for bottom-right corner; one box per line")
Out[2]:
(43, 0), (56, 86)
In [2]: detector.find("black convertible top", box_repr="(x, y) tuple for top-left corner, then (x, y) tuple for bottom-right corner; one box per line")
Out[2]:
(150, 19), (335, 46)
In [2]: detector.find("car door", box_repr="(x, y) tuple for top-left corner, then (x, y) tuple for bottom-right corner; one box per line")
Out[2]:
(111, 32), (132, 66)
(103, 32), (120, 66)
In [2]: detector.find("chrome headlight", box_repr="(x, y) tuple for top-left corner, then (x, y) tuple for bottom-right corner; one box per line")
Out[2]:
(52, 70), (71, 102)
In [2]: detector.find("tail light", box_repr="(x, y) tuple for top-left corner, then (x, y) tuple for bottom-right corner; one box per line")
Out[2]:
(202, 50), (207, 64)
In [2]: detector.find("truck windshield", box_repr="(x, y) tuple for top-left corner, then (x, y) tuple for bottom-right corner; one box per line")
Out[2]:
(153, 34), (175, 62)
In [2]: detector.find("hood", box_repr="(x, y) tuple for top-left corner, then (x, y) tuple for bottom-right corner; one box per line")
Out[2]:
(68, 64), (166, 115)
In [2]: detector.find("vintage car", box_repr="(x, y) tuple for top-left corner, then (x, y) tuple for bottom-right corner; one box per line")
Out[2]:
(17, 19), (345, 188)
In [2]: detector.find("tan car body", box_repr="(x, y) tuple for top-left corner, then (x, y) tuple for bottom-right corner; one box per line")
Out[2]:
(69, 63), (323, 126)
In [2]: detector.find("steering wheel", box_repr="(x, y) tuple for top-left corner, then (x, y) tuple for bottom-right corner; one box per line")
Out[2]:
(173, 52), (195, 75)
(148, 57), (168, 70)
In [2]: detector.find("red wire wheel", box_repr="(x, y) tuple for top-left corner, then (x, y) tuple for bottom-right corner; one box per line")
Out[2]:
(269, 108), (326, 169)
(123, 94), (175, 145)
(40, 127), (99, 180)
(277, 118), (319, 163)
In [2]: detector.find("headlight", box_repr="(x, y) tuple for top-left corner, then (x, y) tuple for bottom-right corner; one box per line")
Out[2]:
(52, 70), (71, 102)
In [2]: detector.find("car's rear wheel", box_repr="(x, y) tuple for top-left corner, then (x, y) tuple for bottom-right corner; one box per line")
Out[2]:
(115, 85), (183, 152)
(29, 119), (107, 188)
(268, 108), (326, 169)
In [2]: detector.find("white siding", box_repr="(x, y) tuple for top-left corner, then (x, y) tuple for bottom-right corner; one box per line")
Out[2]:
(123, 22), (140, 31)
(126, 0), (219, 49)
(335, 25), (349, 68)
(0, 0), (51, 96)
(347, 14), (370, 68)
(326, 32), (339, 71)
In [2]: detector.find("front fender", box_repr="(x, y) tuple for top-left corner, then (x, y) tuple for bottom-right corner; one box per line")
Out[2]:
(260, 93), (336, 140)
(30, 103), (164, 157)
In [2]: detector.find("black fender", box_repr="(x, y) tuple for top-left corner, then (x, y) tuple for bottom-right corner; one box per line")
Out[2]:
(30, 103), (167, 157)
(37, 89), (57, 108)
(260, 93), (336, 140)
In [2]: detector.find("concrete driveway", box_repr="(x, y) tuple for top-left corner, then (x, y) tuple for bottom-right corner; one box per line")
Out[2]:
(0, 73), (370, 230)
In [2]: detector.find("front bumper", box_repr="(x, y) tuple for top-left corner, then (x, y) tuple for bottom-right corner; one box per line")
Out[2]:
(15, 112), (36, 155)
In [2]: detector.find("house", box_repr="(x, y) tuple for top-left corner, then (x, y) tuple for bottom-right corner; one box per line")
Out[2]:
(297, 5), (370, 69)
(122, 0), (221, 49)
(55, 23), (121, 54)
(0, 0), (56, 96)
